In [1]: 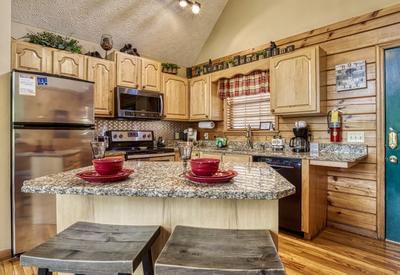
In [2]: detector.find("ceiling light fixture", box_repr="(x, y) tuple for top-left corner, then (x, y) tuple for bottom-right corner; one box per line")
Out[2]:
(178, 0), (201, 14)
(179, 0), (188, 8)
(191, 2), (201, 14)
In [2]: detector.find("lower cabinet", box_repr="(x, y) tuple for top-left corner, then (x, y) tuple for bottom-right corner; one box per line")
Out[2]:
(87, 57), (115, 117)
(222, 154), (251, 163)
(196, 152), (251, 163)
(162, 73), (189, 120)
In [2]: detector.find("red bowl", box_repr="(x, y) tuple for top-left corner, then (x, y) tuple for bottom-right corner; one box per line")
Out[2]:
(190, 158), (220, 176)
(92, 157), (124, 175)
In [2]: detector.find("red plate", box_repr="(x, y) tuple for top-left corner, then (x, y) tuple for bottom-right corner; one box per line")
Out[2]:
(76, 168), (134, 184)
(185, 170), (238, 184)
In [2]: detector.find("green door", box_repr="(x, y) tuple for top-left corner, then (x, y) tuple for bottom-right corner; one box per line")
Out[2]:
(385, 47), (400, 242)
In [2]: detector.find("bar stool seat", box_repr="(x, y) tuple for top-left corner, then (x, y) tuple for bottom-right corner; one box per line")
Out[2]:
(21, 221), (160, 275)
(155, 226), (284, 275)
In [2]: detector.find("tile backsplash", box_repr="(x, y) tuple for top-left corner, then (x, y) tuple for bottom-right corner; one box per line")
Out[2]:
(95, 119), (195, 140)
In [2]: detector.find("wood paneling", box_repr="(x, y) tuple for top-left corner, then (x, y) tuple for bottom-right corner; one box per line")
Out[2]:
(196, 4), (400, 238)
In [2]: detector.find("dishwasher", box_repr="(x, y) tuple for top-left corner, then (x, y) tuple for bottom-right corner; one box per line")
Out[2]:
(253, 156), (302, 234)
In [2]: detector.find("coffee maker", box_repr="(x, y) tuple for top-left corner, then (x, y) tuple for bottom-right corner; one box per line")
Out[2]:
(289, 126), (310, 152)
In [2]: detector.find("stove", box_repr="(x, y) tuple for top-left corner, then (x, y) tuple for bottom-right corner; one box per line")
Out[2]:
(106, 130), (174, 160)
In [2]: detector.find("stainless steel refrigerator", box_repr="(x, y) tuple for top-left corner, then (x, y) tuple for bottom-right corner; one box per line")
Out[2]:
(11, 70), (95, 255)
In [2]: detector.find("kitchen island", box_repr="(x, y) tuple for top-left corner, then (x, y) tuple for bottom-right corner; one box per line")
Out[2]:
(22, 161), (294, 274)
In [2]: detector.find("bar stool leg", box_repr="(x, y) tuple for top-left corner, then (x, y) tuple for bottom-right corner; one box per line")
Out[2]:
(38, 268), (52, 275)
(142, 248), (154, 275)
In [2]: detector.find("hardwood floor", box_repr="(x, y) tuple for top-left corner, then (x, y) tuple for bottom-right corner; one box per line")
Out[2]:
(1, 227), (399, 275)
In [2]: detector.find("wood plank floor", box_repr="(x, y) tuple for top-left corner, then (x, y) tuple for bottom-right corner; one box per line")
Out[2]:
(1, 227), (399, 274)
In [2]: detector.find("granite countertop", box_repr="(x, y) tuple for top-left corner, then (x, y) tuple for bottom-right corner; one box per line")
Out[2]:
(191, 143), (368, 163)
(22, 161), (295, 200)
(193, 147), (367, 162)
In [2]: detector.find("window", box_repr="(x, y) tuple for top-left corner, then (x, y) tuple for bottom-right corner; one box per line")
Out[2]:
(225, 93), (276, 130)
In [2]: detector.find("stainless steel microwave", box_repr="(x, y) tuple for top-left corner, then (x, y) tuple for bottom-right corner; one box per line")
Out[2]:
(115, 87), (163, 119)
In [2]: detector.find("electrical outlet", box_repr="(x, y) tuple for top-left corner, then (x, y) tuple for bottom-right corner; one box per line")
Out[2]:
(204, 133), (209, 140)
(347, 131), (365, 143)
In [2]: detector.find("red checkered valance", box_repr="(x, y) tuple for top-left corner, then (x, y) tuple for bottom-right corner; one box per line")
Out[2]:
(218, 71), (269, 99)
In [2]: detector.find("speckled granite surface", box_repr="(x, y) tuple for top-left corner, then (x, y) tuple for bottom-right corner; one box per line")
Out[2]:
(192, 143), (368, 163)
(22, 162), (295, 200)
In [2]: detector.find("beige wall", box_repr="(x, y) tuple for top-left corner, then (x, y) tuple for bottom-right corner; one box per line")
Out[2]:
(0, 0), (11, 252)
(196, 0), (400, 63)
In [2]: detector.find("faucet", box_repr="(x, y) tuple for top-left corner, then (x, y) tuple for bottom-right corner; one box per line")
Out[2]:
(245, 124), (254, 149)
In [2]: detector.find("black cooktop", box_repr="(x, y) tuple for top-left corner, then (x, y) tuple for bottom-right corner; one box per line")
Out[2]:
(109, 147), (174, 156)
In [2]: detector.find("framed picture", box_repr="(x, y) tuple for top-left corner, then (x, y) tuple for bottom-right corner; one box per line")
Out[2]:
(335, 60), (367, 91)
(260, 121), (273, 130)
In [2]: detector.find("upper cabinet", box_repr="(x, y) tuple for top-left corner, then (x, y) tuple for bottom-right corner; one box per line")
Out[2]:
(53, 51), (86, 80)
(141, 58), (161, 92)
(270, 46), (326, 115)
(112, 52), (141, 88)
(87, 57), (115, 117)
(189, 75), (223, 121)
(162, 73), (189, 120)
(12, 41), (50, 73)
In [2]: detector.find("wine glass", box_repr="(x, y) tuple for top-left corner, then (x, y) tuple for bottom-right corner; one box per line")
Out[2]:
(90, 141), (106, 159)
(178, 142), (193, 174)
(100, 34), (113, 59)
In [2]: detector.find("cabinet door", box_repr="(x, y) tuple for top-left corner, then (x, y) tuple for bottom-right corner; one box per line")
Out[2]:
(199, 152), (222, 160)
(222, 154), (251, 163)
(142, 58), (161, 92)
(190, 75), (210, 120)
(12, 41), (48, 73)
(53, 51), (86, 79)
(270, 46), (321, 115)
(162, 74), (189, 120)
(115, 52), (141, 88)
(87, 58), (115, 117)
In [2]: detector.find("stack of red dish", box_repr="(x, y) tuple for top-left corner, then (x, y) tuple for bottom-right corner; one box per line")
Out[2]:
(76, 157), (133, 184)
(185, 158), (237, 184)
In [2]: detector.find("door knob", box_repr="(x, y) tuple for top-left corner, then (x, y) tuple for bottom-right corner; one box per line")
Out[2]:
(389, 127), (398, 149)
(389, 155), (398, 164)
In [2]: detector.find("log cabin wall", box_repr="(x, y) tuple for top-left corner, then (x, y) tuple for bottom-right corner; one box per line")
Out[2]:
(195, 4), (400, 239)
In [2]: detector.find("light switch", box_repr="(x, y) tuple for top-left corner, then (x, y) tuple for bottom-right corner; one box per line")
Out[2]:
(347, 131), (365, 143)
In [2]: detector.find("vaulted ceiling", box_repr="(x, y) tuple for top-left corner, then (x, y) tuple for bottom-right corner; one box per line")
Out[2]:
(11, 0), (228, 67)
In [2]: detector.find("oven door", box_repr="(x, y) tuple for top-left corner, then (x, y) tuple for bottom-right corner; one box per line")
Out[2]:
(116, 87), (163, 119)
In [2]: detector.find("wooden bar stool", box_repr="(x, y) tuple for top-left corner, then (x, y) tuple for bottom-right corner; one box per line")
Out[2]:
(20, 221), (160, 275)
(155, 226), (285, 274)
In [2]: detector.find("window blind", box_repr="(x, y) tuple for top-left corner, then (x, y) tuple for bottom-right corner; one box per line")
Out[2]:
(225, 93), (276, 130)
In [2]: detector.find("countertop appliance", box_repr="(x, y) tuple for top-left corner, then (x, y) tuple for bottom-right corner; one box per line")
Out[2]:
(115, 87), (163, 119)
(11, 70), (95, 255)
(289, 127), (310, 152)
(271, 135), (285, 151)
(106, 130), (174, 160)
(252, 156), (302, 234)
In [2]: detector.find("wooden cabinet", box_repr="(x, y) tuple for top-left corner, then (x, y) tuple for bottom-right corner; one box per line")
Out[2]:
(141, 58), (161, 92)
(87, 57), (115, 117)
(189, 75), (223, 121)
(162, 73), (189, 120)
(12, 41), (50, 73)
(222, 154), (251, 163)
(199, 152), (222, 160)
(270, 46), (325, 115)
(112, 52), (141, 88)
(53, 51), (86, 79)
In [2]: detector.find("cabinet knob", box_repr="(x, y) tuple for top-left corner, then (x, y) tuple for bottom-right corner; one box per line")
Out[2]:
(143, 85), (146, 89)
(271, 109), (275, 113)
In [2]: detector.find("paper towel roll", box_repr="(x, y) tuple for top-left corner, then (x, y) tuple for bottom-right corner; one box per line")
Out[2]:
(198, 121), (215, 129)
